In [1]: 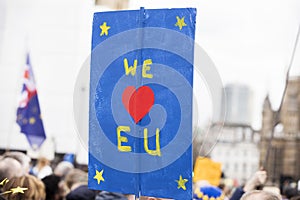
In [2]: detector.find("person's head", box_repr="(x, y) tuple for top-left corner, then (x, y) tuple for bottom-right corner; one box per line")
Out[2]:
(283, 186), (298, 199)
(42, 174), (62, 200)
(37, 157), (50, 169)
(2, 174), (45, 200)
(0, 157), (23, 181)
(241, 190), (281, 200)
(54, 161), (74, 178)
(291, 196), (300, 200)
(2, 152), (31, 174)
(64, 169), (88, 190)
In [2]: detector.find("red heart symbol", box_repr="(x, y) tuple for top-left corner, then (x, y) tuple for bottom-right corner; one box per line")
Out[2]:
(122, 86), (155, 124)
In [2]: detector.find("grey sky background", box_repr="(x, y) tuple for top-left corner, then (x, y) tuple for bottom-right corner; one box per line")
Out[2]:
(0, 0), (299, 156)
(131, 0), (300, 129)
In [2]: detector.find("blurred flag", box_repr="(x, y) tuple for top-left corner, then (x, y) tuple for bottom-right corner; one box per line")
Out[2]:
(16, 54), (46, 149)
(193, 157), (222, 186)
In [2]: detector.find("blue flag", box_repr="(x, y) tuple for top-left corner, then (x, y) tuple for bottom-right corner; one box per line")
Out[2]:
(89, 8), (196, 199)
(16, 54), (46, 149)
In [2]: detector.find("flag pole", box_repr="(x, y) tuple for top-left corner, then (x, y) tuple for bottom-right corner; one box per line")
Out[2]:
(263, 24), (300, 170)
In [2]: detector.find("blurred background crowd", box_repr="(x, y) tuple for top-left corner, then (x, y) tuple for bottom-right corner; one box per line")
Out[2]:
(1, 151), (300, 199)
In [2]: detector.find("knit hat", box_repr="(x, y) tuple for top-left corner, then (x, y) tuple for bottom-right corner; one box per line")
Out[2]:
(193, 185), (225, 200)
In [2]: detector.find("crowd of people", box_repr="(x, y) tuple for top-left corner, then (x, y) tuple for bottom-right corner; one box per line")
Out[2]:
(0, 151), (299, 200)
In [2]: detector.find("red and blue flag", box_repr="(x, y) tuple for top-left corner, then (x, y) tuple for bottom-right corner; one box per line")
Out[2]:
(16, 54), (46, 149)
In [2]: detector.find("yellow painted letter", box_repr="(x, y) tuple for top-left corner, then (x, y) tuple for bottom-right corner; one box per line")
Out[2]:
(117, 126), (132, 152)
(124, 58), (137, 76)
(144, 128), (161, 156)
(142, 59), (153, 78)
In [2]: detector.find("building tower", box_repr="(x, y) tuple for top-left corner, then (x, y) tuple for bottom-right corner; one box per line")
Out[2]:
(221, 84), (253, 126)
(209, 84), (259, 184)
(260, 77), (300, 184)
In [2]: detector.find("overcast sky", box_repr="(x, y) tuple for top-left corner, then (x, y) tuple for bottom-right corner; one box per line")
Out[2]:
(0, 0), (299, 154)
(130, 0), (300, 129)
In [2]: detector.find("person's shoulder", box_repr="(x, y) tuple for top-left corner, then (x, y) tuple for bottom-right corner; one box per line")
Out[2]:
(66, 185), (96, 200)
(95, 191), (128, 200)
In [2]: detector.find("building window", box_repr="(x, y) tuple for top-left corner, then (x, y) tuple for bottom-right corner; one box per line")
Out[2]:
(227, 151), (230, 156)
(243, 163), (247, 172)
(225, 164), (229, 170)
(234, 163), (238, 171)
(252, 164), (257, 172)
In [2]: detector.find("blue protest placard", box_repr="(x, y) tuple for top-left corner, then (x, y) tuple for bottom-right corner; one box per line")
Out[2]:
(88, 8), (196, 199)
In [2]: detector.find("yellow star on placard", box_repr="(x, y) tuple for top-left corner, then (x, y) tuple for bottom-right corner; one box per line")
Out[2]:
(100, 22), (110, 36)
(10, 186), (28, 194)
(175, 16), (187, 30)
(0, 178), (9, 186)
(94, 169), (105, 184)
(176, 175), (188, 190)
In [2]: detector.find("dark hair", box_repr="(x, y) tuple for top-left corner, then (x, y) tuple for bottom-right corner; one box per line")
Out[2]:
(42, 175), (61, 200)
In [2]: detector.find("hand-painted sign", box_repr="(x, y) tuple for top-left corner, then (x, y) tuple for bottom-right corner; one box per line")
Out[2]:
(88, 8), (196, 199)
(193, 157), (222, 186)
